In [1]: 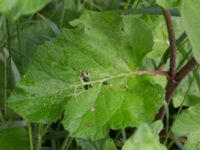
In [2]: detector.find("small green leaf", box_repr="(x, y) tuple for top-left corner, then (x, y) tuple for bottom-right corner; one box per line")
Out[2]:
(0, 128), (28, 150)
(122, 121), (167, 150)
(181, 0), (200, 64)
(150, 120), (163, 137)
(0, 0), (51, 19)
(8, 11), (164, 140)
(172, 104), (200, 150)
(76, 138), (117, 150)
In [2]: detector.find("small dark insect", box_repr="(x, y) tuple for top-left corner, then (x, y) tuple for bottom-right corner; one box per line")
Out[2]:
(81, 71), (92, 90)
(81, 71), (90, 82)
(102, 80), (108, 85)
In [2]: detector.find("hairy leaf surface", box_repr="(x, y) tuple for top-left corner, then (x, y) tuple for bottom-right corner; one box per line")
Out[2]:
(8, 11), (164, 140)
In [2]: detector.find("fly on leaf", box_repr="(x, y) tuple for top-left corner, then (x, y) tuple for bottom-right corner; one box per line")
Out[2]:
(81, 71), (92, 90)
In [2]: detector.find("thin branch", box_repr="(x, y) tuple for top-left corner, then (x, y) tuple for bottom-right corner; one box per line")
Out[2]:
(134, 70), (169, 77)
(37, 13), (47, 20)
(163, 8), (177, 80)
(36, 123), (43, 150)
(156, 8), (198, 120)
(28, 122), (33, 150)
(156, 8), (178, 120)
(157, 58), (198, 120)
(175, 58), (198, 82)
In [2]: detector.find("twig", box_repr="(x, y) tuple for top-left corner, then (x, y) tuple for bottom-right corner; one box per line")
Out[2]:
(163, 8), (177, 80)
(156, 8), (198, 120)
(156, 8), (177, 120)
(28, 122), (33, 150)
(157, 58), (198, 120)
(36, 123), (43, 150)
(37, 13), (47, 20)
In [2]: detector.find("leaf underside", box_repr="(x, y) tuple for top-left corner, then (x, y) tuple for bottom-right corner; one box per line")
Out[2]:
(8, 11), (165, 140)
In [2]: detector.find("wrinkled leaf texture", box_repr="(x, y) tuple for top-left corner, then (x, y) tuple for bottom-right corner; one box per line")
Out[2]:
(8, 11), (164, 140)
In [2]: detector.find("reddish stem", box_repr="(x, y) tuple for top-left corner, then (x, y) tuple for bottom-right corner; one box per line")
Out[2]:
(163, 9), (177, 80)
(156, 8), (198, 120)
(135, 70), (169, 78)
(157, 58), (198, 120)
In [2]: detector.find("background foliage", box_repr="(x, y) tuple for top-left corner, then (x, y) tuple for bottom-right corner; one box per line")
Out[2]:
(0, 0), (199, 150)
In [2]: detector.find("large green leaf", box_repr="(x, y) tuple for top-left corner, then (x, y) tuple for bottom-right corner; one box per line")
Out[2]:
(8, 11), (164, 140)
(172, 104), (200, 150)
(122, 121), (167, 150)
(181, 0), (200, 64)
(0, 0), (51, 19)
(0, 128), (28, 150)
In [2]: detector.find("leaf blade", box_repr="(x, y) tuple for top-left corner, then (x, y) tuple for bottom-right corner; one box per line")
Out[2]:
(8, 11), (164, 140)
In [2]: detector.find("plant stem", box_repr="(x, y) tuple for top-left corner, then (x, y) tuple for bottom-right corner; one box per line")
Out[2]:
(16, 20), (23, 73)
(134, 70), (169, 77)
(163, 8), (177, 80)
(6, 18), (11, 67)
(163, 101), (169, 137)
(60, 135), (71, 150)
(60, 0), (66, 28)
(28, 122), (33, 150)
(164, 72), (196, 146)
(4, 18), (11, 119)
(156, 8), (198, 120)
(157, 58), (198, 120)
(124, 0), (131, 10)
(175, 58), (198, 82)
(121, 128), (127, 142)
(36, 123), (43, 150)
(3, 49), (7, 119)
(51, 140), (57, 150)
(65, 138), (73, 150)
(0, 110), (5, 122)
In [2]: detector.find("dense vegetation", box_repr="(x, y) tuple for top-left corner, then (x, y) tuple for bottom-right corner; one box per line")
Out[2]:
(0, 0), (200, 150)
